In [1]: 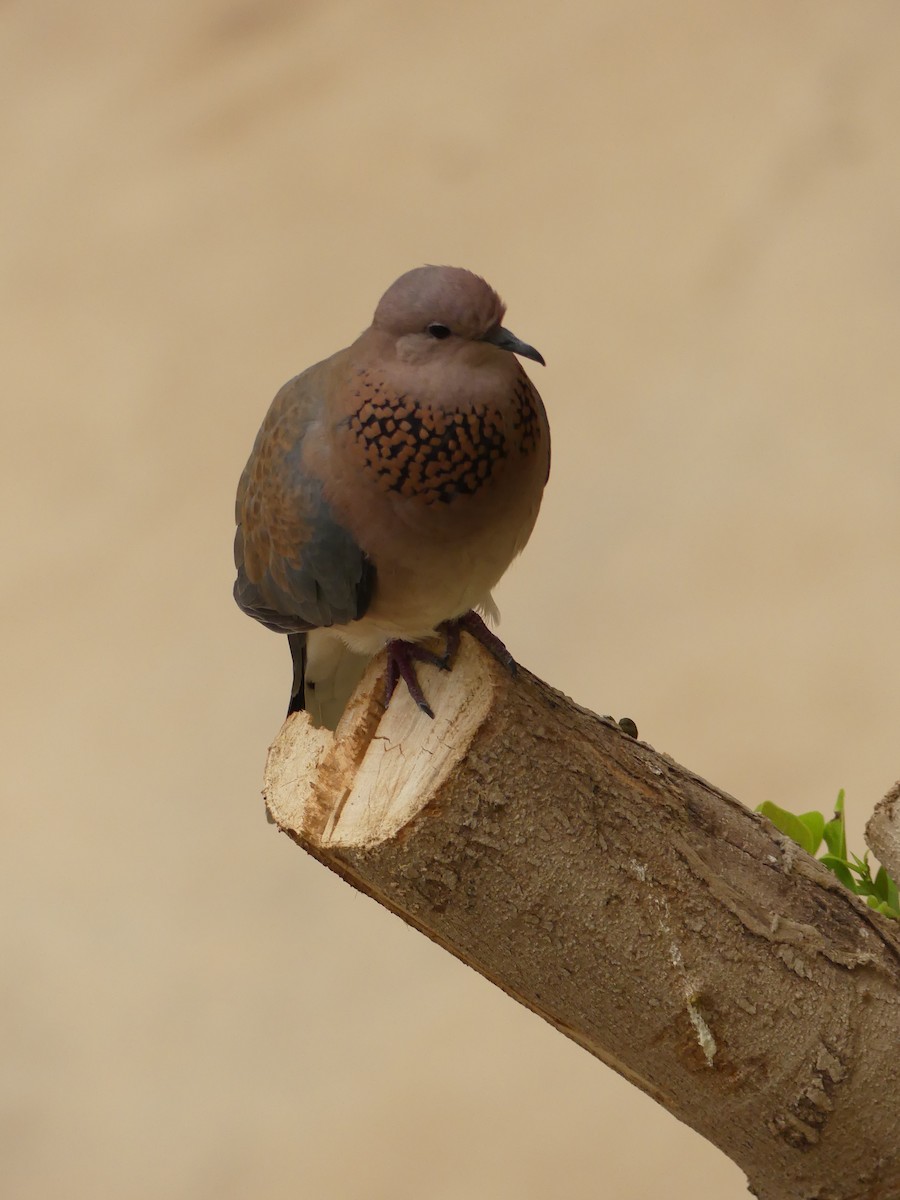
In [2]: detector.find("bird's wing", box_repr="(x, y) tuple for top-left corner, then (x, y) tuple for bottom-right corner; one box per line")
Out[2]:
(233, 366), (375, 635)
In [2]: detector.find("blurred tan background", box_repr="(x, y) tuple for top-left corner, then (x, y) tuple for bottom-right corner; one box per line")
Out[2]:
(4, 2), (900, 1197)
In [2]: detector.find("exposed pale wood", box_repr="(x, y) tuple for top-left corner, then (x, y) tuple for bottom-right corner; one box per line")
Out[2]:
(265, 639), (900, 1200)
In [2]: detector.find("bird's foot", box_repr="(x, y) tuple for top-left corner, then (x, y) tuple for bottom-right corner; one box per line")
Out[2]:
(440, 610), (517, 676)
(384, 613), (516, 721)
(384, 639), (446, 719)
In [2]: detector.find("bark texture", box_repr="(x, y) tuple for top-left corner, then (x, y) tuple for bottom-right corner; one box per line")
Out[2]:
(866, 783), (900, 886)
(264, 639), (900, 1200)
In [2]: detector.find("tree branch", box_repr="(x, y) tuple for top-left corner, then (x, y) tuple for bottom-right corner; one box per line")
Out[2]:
(866, 782), (900, 886)
(264, 639), (900, 1200)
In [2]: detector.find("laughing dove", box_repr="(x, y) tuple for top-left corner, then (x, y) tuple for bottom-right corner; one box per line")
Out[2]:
(234, 265), (550, 728)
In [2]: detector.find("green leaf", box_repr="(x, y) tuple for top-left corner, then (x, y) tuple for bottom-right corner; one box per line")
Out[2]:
(849, 852), (871, 880)
(822, 791), (847, 859)
(874, 866), (892, 904)
(854, 878), (880, 900)
(797, 811), (825, 854)
(758, 802), (820, 855)
(822, 819), (843, 859)
(884, 872), (900, 914)
(755, 792), (898, 919)
(819, 855), (857, 892)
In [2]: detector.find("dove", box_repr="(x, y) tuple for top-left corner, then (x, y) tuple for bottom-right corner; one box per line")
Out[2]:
(234, 265), (550, 728)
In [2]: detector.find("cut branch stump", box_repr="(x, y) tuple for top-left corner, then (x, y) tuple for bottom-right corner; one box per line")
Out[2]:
(264, 638), (900, 1200)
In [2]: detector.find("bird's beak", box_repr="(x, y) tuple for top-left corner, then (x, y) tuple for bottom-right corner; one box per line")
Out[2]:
(481, 325), (545, 366)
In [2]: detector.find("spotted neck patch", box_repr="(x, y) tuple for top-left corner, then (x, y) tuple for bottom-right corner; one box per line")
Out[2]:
(345, 372), (539, 504)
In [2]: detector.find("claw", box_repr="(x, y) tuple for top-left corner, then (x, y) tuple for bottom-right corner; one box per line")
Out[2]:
(383, 612), (517, 720)
(384, 640), (439, 718)
(441, 610), (517, 675)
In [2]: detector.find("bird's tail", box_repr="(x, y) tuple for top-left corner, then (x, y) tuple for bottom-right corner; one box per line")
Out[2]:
(303, 631), (370, 730)
(285, 630), (369, 729)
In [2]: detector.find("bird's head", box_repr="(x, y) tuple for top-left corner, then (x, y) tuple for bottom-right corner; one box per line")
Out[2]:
(372, 265), (544, 368)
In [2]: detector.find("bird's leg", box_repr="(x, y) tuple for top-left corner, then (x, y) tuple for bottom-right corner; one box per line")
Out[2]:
(440, 620), (461, 668)
(440, 610), (517, 675)
(384, 640), (445, 719)
(384, 615), (516, 720)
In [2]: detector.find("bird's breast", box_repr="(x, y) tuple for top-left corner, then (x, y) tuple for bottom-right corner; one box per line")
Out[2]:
(337, 367), (545, 508)
(309, 364), (549, 645)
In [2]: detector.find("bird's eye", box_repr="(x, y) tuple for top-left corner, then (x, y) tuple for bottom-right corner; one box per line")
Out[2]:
(426, 322), (452, 340)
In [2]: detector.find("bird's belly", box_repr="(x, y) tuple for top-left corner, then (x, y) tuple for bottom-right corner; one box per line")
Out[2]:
(333, 489), (539, 654)
(317, 393), (549, 655)
(334, 545), (502, 653)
